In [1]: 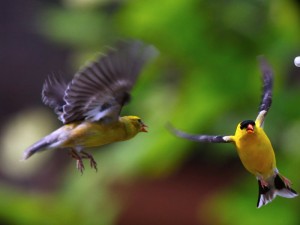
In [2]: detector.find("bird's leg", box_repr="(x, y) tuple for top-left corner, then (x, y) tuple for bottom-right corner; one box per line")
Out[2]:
(280, 175), (292, 188)
(80, 151), (98, 172)
(69, 149), (85, 174)
(258, 176), (269, 188)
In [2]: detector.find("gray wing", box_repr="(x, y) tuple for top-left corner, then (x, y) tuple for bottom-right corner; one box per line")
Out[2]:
(61, 40), (158, 124)
(167, 124), (233, 143)
(42, 74), (68, 117)
(255, 56), (274, 127)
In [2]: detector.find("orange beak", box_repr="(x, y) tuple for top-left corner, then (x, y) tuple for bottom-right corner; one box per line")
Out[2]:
(246, 124), (254, 133)
(140, 123), (148, 132)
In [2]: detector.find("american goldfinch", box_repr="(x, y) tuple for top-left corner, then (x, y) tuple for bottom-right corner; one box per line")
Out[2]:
(169, 57), (297, 208)
(23, 41), (157, 173)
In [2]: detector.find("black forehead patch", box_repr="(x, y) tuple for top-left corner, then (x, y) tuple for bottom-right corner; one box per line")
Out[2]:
(240, 120), (255, 130)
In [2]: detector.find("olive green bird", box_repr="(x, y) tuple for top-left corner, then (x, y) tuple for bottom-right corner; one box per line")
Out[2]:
(169, 57), (297, 208)
(23, 41), (157, 173)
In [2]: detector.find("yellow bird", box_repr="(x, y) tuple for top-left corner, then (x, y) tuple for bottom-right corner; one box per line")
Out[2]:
(169, 57), (297, 207)
(23, 41), (157, 173)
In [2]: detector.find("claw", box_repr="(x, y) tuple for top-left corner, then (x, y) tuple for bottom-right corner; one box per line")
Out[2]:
(260, 179), (269, 188)
(69, 149), (85, 174)
(76, 158), (85, 174)
(68, 149), (97, 173)
(280, 175), (292, 188)
(81, 151), (98, 172)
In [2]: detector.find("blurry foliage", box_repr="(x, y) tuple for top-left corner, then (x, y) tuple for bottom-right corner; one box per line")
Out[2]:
(2, 0), (300, 224)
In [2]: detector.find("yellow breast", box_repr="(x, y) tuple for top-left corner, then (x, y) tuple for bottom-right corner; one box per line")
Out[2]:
(234, 126), (276, 179)
(59, 118), (139, 148)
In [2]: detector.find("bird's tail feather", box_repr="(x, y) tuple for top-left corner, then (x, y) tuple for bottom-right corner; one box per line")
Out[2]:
(22, 138), (50, 160)
(257, 174), (298, 208)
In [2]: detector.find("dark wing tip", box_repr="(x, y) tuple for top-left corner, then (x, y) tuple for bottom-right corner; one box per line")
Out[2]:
(166, 122), (200, 141)
(166, 123), (231, 143)
(257, 56), (273, 113)
(42, 74), (68, 117)
(112, 40), (158, 106)
(116, 39), (159, 58)
(115, 39), (159, 83)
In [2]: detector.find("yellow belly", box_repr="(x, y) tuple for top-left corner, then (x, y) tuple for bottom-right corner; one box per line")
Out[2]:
(59, 121), (129, 148)
(235, 132), (276, 179)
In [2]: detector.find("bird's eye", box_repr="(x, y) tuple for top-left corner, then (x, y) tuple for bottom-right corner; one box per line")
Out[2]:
(240, 120), (255, 130)
(137, 119), (142, 123)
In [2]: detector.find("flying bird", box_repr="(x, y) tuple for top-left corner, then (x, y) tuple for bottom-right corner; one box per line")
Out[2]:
(23, 41), (157, 173)
(168, 57), (297, 208)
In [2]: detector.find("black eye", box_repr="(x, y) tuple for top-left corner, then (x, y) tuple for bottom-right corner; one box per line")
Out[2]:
(137, 119), (142, 123)
(240, 120), (255, 130)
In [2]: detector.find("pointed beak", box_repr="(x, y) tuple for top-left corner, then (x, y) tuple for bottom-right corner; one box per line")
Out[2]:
(140, 123), (148, 132)
(246, 124), (254, 133)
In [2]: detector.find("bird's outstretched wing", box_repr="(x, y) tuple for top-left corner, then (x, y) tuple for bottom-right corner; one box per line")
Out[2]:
(42, 74), (68, 117)
(48, 41), (157, 124)
(167, 124), (233, 143)
(61, 41), (158, 124)
(255, 56), (274, 127)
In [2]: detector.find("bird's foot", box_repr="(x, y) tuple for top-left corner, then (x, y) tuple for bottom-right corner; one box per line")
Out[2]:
(280, 175), (292, 188)
(69, 149), (98, 173)
(81, 151), (98, 172)
(260, 179), (269, 188)
(76, 158), (85, 174)
(69, 150), (85, 174)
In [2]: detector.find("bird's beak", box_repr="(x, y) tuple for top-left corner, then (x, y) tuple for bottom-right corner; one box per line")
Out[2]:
(246, 124), (254, 133)
(140, 123), (148, 132)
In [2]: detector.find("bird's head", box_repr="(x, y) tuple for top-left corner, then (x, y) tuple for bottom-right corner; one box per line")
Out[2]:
(126, 116), (148, 133)
(238, 120), (256, 135)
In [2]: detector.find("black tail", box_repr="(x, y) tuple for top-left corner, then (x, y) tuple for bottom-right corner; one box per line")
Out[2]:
(257, 174), (298, 208)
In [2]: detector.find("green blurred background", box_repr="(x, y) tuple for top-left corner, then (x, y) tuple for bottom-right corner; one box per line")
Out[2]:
(1, 0), (300, 224)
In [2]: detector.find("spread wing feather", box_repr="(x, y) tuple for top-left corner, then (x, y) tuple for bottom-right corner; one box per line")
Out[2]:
(61, 41), (157, 124)
(41, 74), (68, 116)
(167, 124), (233, 143)
(41, 40), (158, 124)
